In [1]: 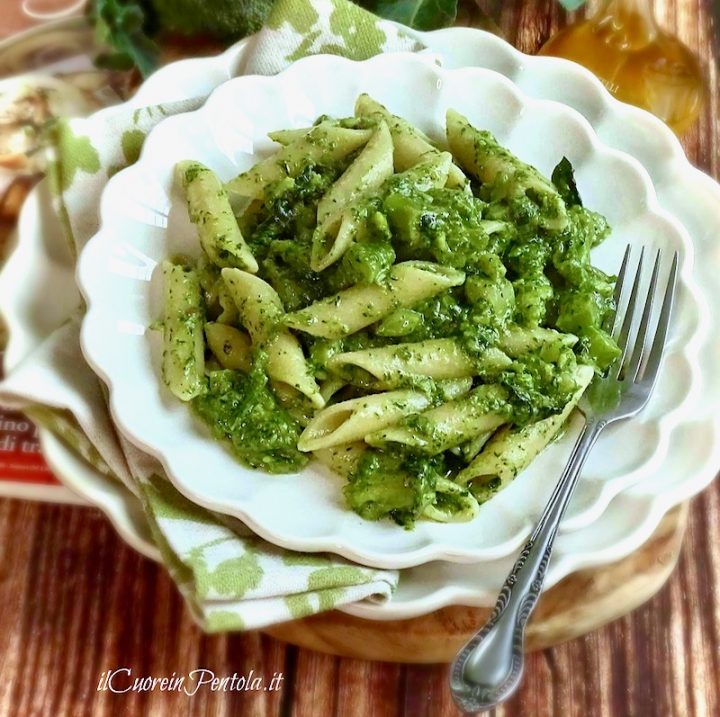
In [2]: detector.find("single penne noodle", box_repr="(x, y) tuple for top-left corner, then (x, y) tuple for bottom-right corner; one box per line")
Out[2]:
(301, 377), (473, 452)
(221, 268), (283, 342)
(317, 121), (393, 227)
(457, 364), (595, 492)
(268, 332), (325, 409)
(422, 478), (480, 523)
(354, 94), (467, 188)
(204, 322), (252, 372)
(225, 125), (373, 200)
(161, 261), (206, 401)
(327, 338), (511, 382)
(356, 93), (435, 142)
(269, 118), (374, 146)
(312, 121), (394, 271)
(298, 389), (433, 452)
(500, 326), (578, 357)
(445, 109), (568, 231)
(221, 269), (323, 408)
(366, 384), (511, 454)
(311, 210), (360, 273)
(313, 442), (366, 478)
(268, 127), (312, 145)
(333, 368), (476, 395)
(175, 160), (258, 273)
(284, 261), (465, 339)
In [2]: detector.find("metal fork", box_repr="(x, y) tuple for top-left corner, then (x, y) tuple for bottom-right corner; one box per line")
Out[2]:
(449, 245), (679, 714)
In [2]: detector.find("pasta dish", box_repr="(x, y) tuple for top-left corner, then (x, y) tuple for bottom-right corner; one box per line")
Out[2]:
(157, 95), (620, 528)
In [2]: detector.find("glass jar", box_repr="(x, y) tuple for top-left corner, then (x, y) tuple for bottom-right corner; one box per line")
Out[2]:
(539, 0), (707, 134)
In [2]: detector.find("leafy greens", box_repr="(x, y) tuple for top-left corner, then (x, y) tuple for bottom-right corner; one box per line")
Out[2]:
(88, 0), (461, 77)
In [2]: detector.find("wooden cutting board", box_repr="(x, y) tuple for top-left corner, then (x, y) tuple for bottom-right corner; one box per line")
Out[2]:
(264, 503), (687, 663)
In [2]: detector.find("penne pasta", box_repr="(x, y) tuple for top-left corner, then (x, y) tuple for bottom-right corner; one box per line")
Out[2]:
(355, 94), (467, 188)
(366, 384), (511, 454)
(221, 269), (324, 408)
(327, 338), (511, 382)
(220, 268), (282, 340)
(298, 378), (471, 452)
(204, 322), (252, 372)
(161, 261), (206, 401)
(226, 125), (373, 201)
(298, 390), (431, 452)
(267, 127), (312, 145)
(161, 99), (618, 527)
(500, 326), (578, 358)
(312, 121), (394, 271)
(446, 109), (568, 231)
(268, 117), (375, 147)
(457, 365), (595, 498)
(313, 442), (366, 478)
(175, 160), (258, 273)
(422, 478), (480, 523)
(284, 261), (465, 339)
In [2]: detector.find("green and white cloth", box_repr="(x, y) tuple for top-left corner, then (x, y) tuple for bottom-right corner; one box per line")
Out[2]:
(0, 0), (436, 631)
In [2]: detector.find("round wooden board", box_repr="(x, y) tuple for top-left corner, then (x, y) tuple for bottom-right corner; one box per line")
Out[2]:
(264, 503), (688, 663)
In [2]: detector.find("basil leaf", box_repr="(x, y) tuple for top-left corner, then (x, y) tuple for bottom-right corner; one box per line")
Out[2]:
(551, 157), (583, 207)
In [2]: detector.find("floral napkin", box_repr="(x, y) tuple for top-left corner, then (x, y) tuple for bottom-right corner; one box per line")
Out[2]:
(0, 0), (436, 631)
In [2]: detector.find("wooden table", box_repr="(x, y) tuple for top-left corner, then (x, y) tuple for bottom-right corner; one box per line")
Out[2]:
(0, 1), (719, 715)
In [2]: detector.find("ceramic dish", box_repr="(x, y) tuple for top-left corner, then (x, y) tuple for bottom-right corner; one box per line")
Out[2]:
(3, 27), (719, 616)
(77, 52), (702, 569)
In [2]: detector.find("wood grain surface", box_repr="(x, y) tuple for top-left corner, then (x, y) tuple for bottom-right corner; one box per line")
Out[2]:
(264, 506), (688, 662)
(0, 1), (718, 715)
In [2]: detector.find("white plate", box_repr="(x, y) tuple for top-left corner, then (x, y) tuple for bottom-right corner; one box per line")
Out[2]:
(77, 52), (702, 569)
(4, 27), (720, 617)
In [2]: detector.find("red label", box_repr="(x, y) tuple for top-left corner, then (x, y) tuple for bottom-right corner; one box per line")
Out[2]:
(0, 354), (58, 485)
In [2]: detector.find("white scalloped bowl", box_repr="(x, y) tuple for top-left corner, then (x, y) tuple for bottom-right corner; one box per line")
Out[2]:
(76, 52), (702, 569)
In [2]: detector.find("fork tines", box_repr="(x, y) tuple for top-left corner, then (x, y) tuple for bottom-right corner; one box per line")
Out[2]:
(611, 244), (678, 385)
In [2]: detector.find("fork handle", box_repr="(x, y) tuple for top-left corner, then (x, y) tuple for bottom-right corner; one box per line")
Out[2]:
(450, 419), (604, 714)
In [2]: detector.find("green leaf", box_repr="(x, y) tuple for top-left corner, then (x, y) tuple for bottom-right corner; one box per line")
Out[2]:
(89, 0), (159, 78)
(551, 157), (583, 207)
(361, 0), (458, 31)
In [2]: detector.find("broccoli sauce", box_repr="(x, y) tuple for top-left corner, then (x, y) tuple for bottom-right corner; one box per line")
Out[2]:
(187, 121), (618, 527)
(193, 367), (308, 474)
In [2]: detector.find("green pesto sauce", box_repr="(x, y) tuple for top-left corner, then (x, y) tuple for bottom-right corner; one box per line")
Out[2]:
(344, 448), (444, 528)
(344, 447), (479, 529)
(192, 367), (307, 473)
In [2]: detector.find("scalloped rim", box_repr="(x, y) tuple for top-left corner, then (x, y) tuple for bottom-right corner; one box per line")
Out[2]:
(77, 51), (703, 569)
